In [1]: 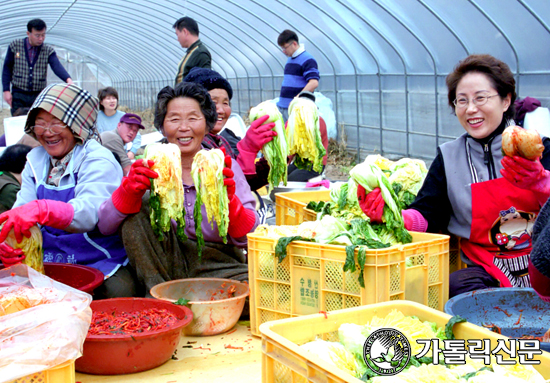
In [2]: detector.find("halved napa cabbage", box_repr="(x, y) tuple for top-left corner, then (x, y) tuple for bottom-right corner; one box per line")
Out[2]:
(286, 97), (326, 173)
(249, 101), (288, 188)
(191, 148), (230, 256)
(1, 224), (44, 274)
(144, 143), (186, 242)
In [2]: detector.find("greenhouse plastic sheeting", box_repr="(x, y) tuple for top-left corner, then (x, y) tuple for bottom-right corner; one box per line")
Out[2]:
(1, 0), (550, 161)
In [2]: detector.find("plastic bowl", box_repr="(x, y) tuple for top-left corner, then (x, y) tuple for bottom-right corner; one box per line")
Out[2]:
(0, 262), (104, 294)
(75, 298), (193, 375)
(445, 287), (550, 352)
(150, 278), (249, 336)
(43, 262), (104, 294)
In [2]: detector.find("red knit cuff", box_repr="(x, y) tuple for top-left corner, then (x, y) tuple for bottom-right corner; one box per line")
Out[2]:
(529, 260), (550, 302)
(402, 209), (428, 232)
(227, 196), (257, 238)
(111, 182), (141, 215)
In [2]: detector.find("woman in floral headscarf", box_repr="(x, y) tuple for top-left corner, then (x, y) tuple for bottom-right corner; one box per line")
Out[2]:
(0, 83), (137, 298)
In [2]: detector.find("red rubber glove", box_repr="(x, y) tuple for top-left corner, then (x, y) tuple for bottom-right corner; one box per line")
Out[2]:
(0, 200), (74, 244)
(501, 156), (550, 205)
(236, 115), (277, 174)
(112, 159), (158, 214)
(0, 242), (25, 267)
(221, 148), (256, 238)
(238, 115), (276, 154)
(357, 185), (385, 223)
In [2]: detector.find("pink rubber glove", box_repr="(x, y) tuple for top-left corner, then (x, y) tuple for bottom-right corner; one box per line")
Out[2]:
(221, 148), (256, 238)
(0, 200), (74, 244)
(236, 115), (276, 174)
(501, 156), (550, 205)
(112, 159), (158, 214)
(357, 185), (385, 223)
(401, 209), (428, 232)
(0, 242), (25, 267)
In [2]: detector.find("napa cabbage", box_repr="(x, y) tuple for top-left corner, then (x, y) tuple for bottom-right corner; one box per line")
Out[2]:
(350, 158), (412, 245)
(249, 101), (288, 188)
(286, 97), (326, 173)
(1, 224), (44, 274)
(191, 148), (230, 257)
(144, 143), (186, 242)
(300, 339), (364, 378)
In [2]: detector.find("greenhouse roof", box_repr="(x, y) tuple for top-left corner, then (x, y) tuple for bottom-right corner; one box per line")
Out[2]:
(2, 0), (549, 82)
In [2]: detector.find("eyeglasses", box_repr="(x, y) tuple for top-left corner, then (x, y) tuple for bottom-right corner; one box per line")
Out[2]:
(281, 43), (294, 52)
(31, 32), (46, 39)
(32, 123), (67, 135)
(453, 94), (499, 108)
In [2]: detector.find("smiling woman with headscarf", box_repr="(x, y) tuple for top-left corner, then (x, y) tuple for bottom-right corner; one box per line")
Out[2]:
(0, 83), (137, 298)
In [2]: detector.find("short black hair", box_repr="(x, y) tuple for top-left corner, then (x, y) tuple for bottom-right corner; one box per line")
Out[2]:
(154, 82), (217, 134)
(173, 17), (199, 35)
(446, 54), (516, 121)
(97, 87), (119, 112)
(27, 19), (46, 32)
(278, 29), (298, 46)
(0, 144), (33, 173)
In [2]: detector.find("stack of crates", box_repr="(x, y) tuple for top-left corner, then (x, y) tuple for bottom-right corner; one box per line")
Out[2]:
(247, 231), (450, 336)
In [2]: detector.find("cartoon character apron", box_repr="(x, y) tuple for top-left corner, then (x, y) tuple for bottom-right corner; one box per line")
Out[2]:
(36, 171), (127, 278)
(461, 177), (539, 287)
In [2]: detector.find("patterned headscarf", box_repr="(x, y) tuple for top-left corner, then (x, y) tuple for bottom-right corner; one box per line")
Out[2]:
(24, 83), (100, 144)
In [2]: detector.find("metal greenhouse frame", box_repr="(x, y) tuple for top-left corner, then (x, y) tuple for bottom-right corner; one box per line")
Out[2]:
(2, 0), (550, 162)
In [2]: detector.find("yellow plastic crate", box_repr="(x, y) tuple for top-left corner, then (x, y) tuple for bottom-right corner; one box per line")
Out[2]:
(275, 190), (465, 273)
(260, 300), (550, 383)
(247, 231), (449, 337)
(9, 360), (75, 383)
(275, 190), (331, 226)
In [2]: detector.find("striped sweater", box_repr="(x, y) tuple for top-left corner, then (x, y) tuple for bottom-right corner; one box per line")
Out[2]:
(277, 50), (320, 109)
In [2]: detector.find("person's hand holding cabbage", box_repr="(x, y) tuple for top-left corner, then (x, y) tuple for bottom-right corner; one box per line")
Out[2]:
(97, 82), (257, 291)
(0, 200), (73, 267)
(236, 114), (277, 174)
(111, 159), (159, 214)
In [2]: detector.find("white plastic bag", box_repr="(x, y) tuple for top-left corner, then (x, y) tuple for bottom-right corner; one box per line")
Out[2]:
(524, 107), (550, 138)
(0, 264), (92, 382)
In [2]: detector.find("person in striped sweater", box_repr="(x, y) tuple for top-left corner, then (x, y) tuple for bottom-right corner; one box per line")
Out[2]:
(276, 29), (320, 121)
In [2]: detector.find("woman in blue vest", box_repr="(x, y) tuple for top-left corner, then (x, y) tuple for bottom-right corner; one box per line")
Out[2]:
(0, 83), (137, 298)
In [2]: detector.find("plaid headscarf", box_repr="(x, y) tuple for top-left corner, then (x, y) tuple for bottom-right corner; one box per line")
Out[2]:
(24, 83), (100, 144)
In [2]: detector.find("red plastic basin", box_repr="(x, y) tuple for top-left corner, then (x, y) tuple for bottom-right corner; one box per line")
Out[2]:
(75, 298), (193, 375)
(43, 262), (104, 294)
(0, 262), (104, 294)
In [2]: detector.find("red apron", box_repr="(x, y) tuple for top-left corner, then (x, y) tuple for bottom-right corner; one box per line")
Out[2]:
(460, 177), (539, 287)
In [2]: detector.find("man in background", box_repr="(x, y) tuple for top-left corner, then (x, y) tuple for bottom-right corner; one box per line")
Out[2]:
(2, 18), (73, 116)
(100, 113), (145, 176)
(173, 16), (212, 84)
(276, 29), (320, 121)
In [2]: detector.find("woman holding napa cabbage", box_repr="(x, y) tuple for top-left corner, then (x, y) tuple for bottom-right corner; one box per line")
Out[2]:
(0, 83), (136, 298)
(356, 54), (550, 299)
(98, 82), (258, 292)
(184, 68), (329, 190)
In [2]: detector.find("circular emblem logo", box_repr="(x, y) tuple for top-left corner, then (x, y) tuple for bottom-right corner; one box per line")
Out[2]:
(363, 328), (411, 376)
